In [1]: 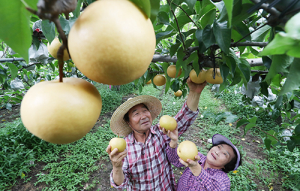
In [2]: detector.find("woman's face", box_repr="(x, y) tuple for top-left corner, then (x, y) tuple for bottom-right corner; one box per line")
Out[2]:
(205, 144), (235, 169)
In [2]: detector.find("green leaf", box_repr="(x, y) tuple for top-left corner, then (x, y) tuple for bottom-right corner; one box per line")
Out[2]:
(295, 124), (300, 135)
(176, 47), (185, 68)
(233, 22), (251, 41)
(224, 112), (239, 123)
(213, 20), (231, 54)
(262, 56), (272, 70)
(150, 0), (160, 23)
(237, 58), (251, 86)
(291, 135), (300, 144)
(169, 14), (192, 31)
(220, 64), (229, 82)
(73, 0), (83, 18)
(170, 43), (181, 57)
(199, 0), (215, 17)
(215, 113), (226, 124)
(156, 30), (174, 44)
(185, 0), (197, 10)
(157, 11), (169, 25)
(0, 1), (33, 63)
(7, 63), (18, 79)
(232, 3), (254, 26)
(248, 116), (257, 124)
(32, 36), (40, 50)
(260, 81), (269, 97)
(41, 20), (56, 43)
(244, 123), (256, 136)
(59, 16), (71, 34)
(287, 140), (296, 152)
(284, 12), (300, 38)
(264, 138), (272, 150)
(202, 25), (216, 48)
(200, 9), (216, 28)
(223, 0), (233, 28)
(130, 0), (151, 18)
(259, 32), (300, 58)
(265, 55), (292, 84)
(195, 29), (207, 53)
(236, 119), (249, 128)
(251, 25), (271, 42)
(280, 58), (300, 95)
(266, 130), (278, 144)
(275, 95), (283, 109)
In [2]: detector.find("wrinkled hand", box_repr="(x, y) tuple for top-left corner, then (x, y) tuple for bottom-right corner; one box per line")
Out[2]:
(179, 155), (202, 176)
(106, 145), (127, 168)
(187, 77), (207, 94)
(159, 125), (178, 142)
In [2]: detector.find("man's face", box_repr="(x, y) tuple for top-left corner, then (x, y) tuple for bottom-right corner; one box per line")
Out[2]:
(206, 144), (235, 169)
(127, 103), (152, 132)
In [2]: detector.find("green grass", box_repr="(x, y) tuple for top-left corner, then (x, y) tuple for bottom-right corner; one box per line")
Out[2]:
(1, 83), (300, 190)
(214, 85), (300, 190)
(0, 83), (137, 190)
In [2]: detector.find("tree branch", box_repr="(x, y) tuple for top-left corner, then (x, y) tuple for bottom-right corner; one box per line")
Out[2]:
(249, 0), (281, 17)
(249, 0), (289, 26)
(187, 41), (268, 55)
(152, 54), (264, 67)
(167, 0), (186, 50)
(251, 70), (268, 74)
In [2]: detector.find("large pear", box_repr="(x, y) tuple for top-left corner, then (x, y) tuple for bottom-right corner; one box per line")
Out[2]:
(159, 115), (177, 131)
(20, 78), (102, 144)
(109, 137), (127, 152)
(68, 0), (156, 85)
(177, 140), (198, 162)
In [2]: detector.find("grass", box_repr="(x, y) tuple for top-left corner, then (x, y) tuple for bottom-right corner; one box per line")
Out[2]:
(0, 83), (135, 190)
(215, 85), (300, 191)
(1, 83), (300, 190)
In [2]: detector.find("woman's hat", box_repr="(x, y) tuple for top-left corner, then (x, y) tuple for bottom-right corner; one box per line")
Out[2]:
(212, 134), (241, 170)
(110, 95), (162, 137)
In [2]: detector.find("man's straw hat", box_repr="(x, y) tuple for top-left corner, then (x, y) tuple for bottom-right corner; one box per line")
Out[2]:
(110, 95), (162, 137)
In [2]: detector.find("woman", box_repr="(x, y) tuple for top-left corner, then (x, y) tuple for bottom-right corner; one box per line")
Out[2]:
(163, 126), (242, 191)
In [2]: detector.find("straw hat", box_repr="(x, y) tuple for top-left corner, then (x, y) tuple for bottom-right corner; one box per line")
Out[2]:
(110, 95), (162, 137)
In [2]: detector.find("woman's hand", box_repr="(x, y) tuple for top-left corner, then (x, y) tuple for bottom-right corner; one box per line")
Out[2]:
(179, 155), (202, 176)
(106, 145), (127, 168)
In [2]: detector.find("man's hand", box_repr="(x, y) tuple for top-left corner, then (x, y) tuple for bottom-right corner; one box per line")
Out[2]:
(106, 145), (127, 168)
(187, 77), (207, 94)
(159, 125), (178, 148)
(179, 155), (202, 176)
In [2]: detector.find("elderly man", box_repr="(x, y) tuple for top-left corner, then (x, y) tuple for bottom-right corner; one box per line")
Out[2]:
(106, 78), (207, 190)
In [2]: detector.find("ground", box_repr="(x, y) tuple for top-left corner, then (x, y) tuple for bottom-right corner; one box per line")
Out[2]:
(0, 96), (287, 191)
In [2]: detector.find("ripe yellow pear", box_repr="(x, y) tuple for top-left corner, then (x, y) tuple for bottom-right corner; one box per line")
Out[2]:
(205, 68), (223, 84)
(68, 0), (156, 85)
(109, 137), (126, 152)
(146, 79), (151, 84)
(153, 74), (166, 86)
(167, 65), (182, 78)
(189, 69), (207, 84)
(177, 140), (198, 162)
(47, 38), (70, 61)
(174, 90), (182, 97)
(159, 115), (177, 131)
(20, 78), (102, 144)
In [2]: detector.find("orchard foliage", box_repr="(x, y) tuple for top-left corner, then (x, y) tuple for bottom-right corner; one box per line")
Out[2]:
(0, 0), (300, 151)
